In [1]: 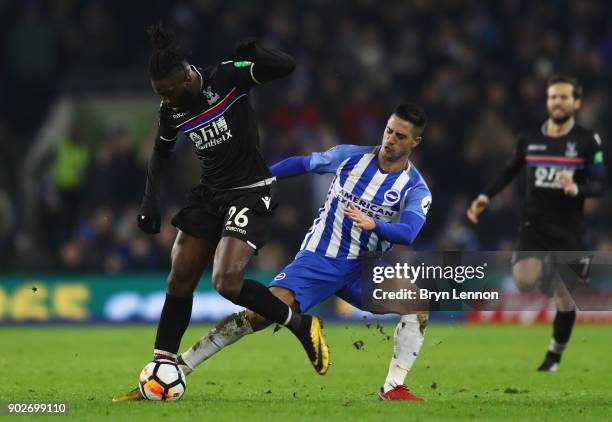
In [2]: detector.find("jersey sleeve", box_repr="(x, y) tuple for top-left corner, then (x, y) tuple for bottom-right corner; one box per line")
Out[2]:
(269, 156), (310, 178)
(218, 44), (295, 92)
(578, 131), (606, 197)
(402, 181), (432, 222)
(482, 133), (526, 198)
(140, 105), (178, 211)
(587, 132), (605, 170)
(217, 61), (258, 92)
(373, 179), (431, 245)
(308, 145), (375, 174)
(234, 41), (295, 86)
(158, 103), (179, 142)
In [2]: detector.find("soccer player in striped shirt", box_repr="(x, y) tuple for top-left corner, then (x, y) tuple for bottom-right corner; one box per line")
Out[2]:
(177, 103), (432, 401)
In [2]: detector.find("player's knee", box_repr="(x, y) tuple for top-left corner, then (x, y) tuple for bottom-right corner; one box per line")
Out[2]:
(513, 277), (533, 292)
(167, 267), (199, 297)
(555, 295), (575, 312)
(211, 270), (242, 300)
(512, 261), (541, 292)
(513, 274), (538, 292)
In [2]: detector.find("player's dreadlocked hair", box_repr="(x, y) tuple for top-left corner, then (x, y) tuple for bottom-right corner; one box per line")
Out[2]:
(147, 22), (185, 80)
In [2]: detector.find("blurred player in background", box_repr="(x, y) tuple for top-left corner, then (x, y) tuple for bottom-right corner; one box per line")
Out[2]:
(113, 23), (328, 401)
(177, 103), (432, 401)
(467, 75), (606, 371)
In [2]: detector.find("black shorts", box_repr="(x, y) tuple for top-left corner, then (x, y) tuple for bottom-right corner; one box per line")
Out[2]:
(513, 221), (591, 287)
(171, 183), (278, 250)
(514, 221), (585, 258)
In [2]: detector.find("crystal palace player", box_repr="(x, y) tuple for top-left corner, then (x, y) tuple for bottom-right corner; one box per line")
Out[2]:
(175, 104), (432, 401)
(467, 75), (606, 371)
(113, 24), (328, 401)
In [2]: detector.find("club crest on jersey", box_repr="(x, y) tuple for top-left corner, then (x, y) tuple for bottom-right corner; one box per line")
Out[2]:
(565, 142), (578, 158)
(203, 86), (220, 105)
(383, 189), (401, 205)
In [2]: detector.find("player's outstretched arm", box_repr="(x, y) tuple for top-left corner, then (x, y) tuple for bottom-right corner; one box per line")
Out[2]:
(269, 156), (311, 178)
(234, 38), (295, 83)
(138, 132), (176, 234)
(467, 135), (526, 224)
(270, 144), (375, 179)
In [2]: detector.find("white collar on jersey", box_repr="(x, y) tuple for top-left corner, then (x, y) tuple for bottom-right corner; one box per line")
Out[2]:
(541, 119), (575, 138)
(190, 64), (204, 92)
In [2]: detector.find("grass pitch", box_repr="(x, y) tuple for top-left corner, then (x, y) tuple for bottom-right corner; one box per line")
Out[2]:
(2, 323), (610, 421)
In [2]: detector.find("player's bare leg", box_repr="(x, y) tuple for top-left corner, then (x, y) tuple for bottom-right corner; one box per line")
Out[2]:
(211, 237), (329, 374)
(378, 313), (428, 402)
(154, 232), (217, 359)
(512, 257), (542, 292)
(180, 287), (299, 372)
(538, 281), (576, 372)
(112, 231), (216, 402)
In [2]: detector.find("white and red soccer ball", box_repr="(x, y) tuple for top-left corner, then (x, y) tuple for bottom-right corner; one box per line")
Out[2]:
(139, 360), (186, 401)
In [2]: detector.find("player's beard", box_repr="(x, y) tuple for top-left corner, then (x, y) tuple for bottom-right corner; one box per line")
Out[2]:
(382, 144), (401, 162)
(381, 148), (396, 162)
(550, 110), (573, 125)
(382, 145), (411, 163)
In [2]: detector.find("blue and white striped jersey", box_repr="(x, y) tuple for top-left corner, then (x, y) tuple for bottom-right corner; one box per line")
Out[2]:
(299, 144), (432, 259)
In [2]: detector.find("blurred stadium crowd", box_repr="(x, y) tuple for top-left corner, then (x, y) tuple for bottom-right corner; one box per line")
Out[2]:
(0, 0), (611, 273)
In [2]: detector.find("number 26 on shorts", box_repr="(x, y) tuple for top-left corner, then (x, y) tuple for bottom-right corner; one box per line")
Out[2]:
(226, 206), (250, 228)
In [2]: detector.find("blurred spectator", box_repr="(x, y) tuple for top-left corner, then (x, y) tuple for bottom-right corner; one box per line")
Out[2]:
(106, 127), (143, 209)
(49, 126), (90, 242)
(85, 141), (115, 208)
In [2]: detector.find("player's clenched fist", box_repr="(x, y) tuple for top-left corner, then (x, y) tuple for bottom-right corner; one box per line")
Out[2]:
(234, 37), (258, 60)
(466, 194), (489, 224)
(137, 210), (161, 234)
(559, 170), (578, 197)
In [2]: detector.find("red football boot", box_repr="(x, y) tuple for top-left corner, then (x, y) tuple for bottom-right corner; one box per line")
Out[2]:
(378, 385), (425, 401)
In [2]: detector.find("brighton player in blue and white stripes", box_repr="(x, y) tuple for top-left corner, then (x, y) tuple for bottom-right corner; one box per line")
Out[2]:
(177, 103), (432, 401)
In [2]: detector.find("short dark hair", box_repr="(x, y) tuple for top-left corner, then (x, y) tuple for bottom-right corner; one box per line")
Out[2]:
(393, 103), (427, 136)
(547, 74), (583, 99)
(147, 22), (185, 80)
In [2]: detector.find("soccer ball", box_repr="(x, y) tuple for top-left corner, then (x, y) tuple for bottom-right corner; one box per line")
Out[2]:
(138, 360), (186, 401)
